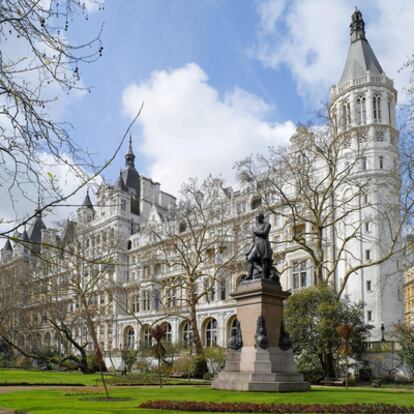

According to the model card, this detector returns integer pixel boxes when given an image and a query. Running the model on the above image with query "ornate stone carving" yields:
[228,319,243,350]
[278,320,292,351]
[255,316,268,350]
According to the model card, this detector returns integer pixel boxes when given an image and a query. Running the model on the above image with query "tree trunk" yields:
[324,351,336,379]
[189,301,203,355]
[81,297,107,371]
[158,356,163,388]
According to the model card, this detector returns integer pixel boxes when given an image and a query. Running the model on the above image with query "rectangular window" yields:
[293,261,307,289]
[363,194,369,204]
[379,156,384,169]
[361,157,367,170]
[132,294,140,313]
[365,249,371,261]
[366,280,372,291]
[367,310,373,321]
[364,222,370,233]
[154,290,160,311]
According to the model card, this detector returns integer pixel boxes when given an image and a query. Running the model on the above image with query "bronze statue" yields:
[228,319,243,350]
[244,213,280,284]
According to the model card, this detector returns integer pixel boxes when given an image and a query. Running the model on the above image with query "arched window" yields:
[204,318,218,347]
[179,222,187,233]
[373,94,381,123]
[126,327,135,349]
[44,332,51,348]
[342,102,351,128]
[251,197,262,210]
[227,316,238,343]
[181,321,193,348]
[356,96,366,125]
[162,322,173,343]
[141,325,151,348]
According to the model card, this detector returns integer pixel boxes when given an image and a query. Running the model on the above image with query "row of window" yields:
[339,94,392,128]
[360,155,385,170]
[124,317,236,349]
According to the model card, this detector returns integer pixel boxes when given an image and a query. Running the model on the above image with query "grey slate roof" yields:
[115,170,129,192]
[116,135,141,201]
[29,212,46,245]
[21,229,30,242]
[82,191,94,210]
[339,9,384,84]
[3,239,13,251]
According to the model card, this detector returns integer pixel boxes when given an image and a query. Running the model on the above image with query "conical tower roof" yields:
[114,170,128,192]
[2,239,13,251]
[29,208,46,245]
[121,135,141,199]
[339,8,384,85]
[82,190,94,210]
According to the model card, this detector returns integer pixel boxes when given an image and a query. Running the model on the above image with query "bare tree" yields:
[237,118,408,297]
[135,176,246,356]
[0,219,120,377]
[0,0,105,238]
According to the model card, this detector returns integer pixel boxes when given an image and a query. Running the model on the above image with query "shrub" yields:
[190,354,208,378]
[204,346,225,374]
[15,356,32,369]
[134,359,152,373]
[172,356,193,378]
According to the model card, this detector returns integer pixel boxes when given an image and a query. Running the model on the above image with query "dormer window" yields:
[121,199,127,212]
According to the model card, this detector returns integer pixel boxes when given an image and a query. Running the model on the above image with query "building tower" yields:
[329,9,402,340]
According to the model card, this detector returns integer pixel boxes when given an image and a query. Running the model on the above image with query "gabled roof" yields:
[115,170,128,192]
[21,229,30,242]
[82,190,94,210]
[29,211,46,245]
[339,9,384,85]
[2,239,13,251]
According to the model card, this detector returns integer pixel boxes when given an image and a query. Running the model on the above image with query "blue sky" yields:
[3,0,413,226]
[61,0,414,198]
[67,0,303,190]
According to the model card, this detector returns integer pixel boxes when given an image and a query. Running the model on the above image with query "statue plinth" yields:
[212,279,310,392]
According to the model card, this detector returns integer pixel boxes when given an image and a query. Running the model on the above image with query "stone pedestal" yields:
[212,279,309,392]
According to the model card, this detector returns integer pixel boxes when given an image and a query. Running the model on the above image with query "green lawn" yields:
[0,386,413,414]
[0,369,103,386]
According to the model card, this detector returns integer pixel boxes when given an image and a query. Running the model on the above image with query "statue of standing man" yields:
[245,212,273,280]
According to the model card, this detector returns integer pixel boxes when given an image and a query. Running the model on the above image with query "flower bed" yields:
[139,400,414,413]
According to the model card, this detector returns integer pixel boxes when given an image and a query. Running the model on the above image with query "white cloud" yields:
[252,0,414,104]
[122,63,295,195]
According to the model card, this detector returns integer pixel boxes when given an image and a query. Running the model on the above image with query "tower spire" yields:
[350,8,366,42]
[125,134,136,168]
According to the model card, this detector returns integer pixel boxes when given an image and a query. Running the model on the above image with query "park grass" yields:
[0,369,208,387]
[0,369,103,386]
[0,386,414,414]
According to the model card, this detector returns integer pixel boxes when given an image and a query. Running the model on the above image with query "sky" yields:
[3,0,414,227]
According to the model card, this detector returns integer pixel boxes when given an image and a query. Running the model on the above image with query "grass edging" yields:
[0,383,85,387]
[139,400,414,413]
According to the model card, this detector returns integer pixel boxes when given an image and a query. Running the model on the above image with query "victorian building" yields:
[0,10,404,366]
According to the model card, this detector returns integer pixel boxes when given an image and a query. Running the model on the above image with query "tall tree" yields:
[237,121,408,296]
[138,176,246,356]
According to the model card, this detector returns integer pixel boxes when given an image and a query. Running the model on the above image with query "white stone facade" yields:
[0,10,404,355]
